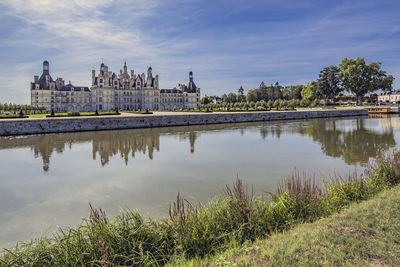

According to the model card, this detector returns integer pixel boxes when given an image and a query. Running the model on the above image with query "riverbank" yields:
[172,183,400,266]
[1,148,399,266]
[0,108,367,136]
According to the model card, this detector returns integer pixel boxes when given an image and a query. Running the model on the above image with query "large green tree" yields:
[301,82,319,101]
[317,65,342,100]
[339,58,394,105]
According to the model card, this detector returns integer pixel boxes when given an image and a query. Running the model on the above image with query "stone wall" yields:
[0,109,367,136]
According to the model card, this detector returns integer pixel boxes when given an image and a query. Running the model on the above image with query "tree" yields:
[273,82,283,100]
[238,86,244,96]
[227,93,237,103]
[237,94,246,102]
[301,82,318,101]
[222,94,228,103]
[340,58,394,105]
[246,89,259,102]
[201,96,211,105]
[317,65,342,100]
[267,100,273,109]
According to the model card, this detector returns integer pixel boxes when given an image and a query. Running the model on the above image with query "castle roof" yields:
[160,89,181,94]
[60,84,90,92]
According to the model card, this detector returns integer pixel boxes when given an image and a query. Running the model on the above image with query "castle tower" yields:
[189,71,193,82]
[43,60,50,74]
[92,70,96,85]
[123,61,128,74]
[147,67,153,87]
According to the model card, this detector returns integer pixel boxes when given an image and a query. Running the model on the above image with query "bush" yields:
[67,111,81,116]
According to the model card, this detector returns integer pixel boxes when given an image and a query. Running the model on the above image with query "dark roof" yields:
[185,80,197,93]
[36,72,54,89]
[160,89,181,94]
[60,85,90,92]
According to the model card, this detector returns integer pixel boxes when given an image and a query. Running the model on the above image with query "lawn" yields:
[173,184,400,266]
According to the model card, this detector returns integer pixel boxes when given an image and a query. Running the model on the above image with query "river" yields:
[0,115,398,248]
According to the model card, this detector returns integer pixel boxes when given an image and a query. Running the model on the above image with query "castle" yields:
[31,61,200,112]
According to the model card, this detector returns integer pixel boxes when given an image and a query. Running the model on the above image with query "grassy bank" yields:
[175,182,400,266]
[1,149,399,266]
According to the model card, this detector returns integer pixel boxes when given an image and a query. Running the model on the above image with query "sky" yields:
[0,0,399,103]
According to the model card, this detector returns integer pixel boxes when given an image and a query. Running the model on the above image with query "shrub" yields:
[67,111,80,116]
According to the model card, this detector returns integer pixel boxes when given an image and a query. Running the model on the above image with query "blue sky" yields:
[0,0,399,103]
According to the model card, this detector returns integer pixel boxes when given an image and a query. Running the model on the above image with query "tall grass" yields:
[1,148,400,266]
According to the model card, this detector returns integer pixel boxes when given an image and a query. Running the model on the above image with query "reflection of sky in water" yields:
[0,115,399,248]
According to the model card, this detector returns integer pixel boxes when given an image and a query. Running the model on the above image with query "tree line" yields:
[201,57,394,107]
[0,103,46,113]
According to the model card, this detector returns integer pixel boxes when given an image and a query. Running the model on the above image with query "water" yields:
[0,115,399,248]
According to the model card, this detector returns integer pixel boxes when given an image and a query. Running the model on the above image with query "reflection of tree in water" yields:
[259,118,396,165]
[259,125,282,139]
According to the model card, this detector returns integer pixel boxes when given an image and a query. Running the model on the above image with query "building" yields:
[378,91,400,104]
[31,61,201,112]
[31,61,91,112]
[91,62,200,111]
[212,97,223,104]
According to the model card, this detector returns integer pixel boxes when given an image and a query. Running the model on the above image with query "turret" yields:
[154,75,159,89]
[43,60,50,75]
[123,61,128,73]
[92,70,95,85]
[189,71,193,82]
[187,71,197,92]
[147,67,153,87]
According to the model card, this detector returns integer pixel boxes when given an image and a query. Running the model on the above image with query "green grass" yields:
[175,183,400,266]
[45,111,120,117]
[1,149,399,266]
[28,113,49,118]
[0,114,28,119]
[123,110,154,114]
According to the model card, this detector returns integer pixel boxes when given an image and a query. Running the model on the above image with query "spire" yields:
[123,61,127,73]
[189,71,193,82]
[43,60,49,74]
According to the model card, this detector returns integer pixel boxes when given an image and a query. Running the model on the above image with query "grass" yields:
[45,111,120,117]
[1,148,400,266]
[123,110,154,114]
[0,114,28,119]
[176,183,400,266]
[28,113,49,118]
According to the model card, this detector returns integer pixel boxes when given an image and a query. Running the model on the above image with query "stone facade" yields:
[31,61,91,112]
[378,91,400,104]
[31,61,201,112]
[91,62,200,111]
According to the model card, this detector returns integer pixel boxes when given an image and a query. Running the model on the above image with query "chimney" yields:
[34,75,39,83]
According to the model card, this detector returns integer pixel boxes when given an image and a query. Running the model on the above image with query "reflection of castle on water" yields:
[91,131,161,166]
[0,127,199,171]
[0,116,397,171]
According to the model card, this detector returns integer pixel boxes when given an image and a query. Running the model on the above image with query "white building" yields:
[31,61,91,112]
[91,62,200,111]
[31,61,201,112]
[378,91,400,104]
